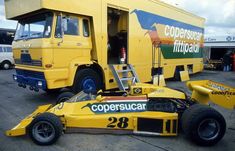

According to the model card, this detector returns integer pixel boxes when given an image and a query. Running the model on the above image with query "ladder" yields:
[109,64,140,91]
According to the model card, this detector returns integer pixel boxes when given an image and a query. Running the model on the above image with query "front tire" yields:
[72,68,102,93]
[181,104,226,146]
[28,113,63,145]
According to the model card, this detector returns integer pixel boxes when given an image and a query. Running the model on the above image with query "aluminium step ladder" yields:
[109,64,140,91]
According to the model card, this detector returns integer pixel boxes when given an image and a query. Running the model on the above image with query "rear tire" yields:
[28,113,63,145]
[181,104,226,146]
[72,68,102,93]
[56,91,75,104]
[1,61,11,70]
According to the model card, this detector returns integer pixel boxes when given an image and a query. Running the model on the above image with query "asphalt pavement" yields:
[0,69,234,151]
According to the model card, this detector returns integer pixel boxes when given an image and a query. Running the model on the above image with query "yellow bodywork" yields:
[187,80,235,109]
[6,80,234,138]
[6,104,52,136]
[6,82,184,137]
[5,0,205,90]
[130,83,186,99]
[180,71,190,82]
[6,100,178,137]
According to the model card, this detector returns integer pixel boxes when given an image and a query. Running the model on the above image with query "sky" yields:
[0,0,235,37]
[163,0,235,36]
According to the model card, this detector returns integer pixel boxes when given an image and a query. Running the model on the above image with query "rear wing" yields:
[187,80,235,109]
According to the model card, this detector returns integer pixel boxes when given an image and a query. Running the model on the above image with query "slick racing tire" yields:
[28,113,63,145]
[181,104,226,146]
[56,91,75,104]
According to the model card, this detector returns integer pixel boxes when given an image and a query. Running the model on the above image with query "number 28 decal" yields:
[107,117,129,128]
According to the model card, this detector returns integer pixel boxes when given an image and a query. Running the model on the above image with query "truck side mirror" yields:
[57,13,64,46]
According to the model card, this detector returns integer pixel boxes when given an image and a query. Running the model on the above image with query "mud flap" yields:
[6,104,52,136]
[187,80,235,109]
[180,71,190,82]
[153,75,166,86]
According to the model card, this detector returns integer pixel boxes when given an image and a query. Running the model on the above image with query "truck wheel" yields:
[56,91,75,104]
[181,104,226,146]
[1,61,11,70]
[28,113,63,145]
[72,68,102,93]
[45,88,61,94]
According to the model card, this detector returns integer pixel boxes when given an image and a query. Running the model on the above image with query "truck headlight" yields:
[37,81,43,87]
[13,75,17,81]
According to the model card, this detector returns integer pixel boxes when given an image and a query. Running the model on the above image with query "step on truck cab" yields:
[5,0,205,93]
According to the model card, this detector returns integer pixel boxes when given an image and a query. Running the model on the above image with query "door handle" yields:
[77,43,82,46]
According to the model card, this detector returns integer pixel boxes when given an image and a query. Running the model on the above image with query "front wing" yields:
[6,104,52,136]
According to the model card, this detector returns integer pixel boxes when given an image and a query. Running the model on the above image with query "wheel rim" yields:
[3,63,10,69]
[81,77,96,92]
[198,118,220,141]
[32,121,55,143]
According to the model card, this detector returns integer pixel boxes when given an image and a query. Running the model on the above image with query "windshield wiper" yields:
[31,32,42,36]
[20,35,28,38]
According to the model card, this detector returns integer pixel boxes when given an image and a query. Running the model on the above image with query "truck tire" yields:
[56,91,75,104]
[45,88,61,94]
[181,104,226,146]
[28,112,63,145]
[1,60,11,70]
[72,68,102,93]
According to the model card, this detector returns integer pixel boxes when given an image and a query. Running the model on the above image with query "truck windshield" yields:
[14,12,53,40]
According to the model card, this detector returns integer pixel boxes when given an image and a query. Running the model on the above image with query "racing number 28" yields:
[107,117,129,128]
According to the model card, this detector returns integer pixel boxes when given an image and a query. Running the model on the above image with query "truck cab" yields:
[12,10,94,92]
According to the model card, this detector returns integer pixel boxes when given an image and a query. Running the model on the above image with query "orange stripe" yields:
[105,96,147,101]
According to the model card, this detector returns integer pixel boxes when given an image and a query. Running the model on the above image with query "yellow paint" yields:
[153,75,166,86]
[6,104,52,136]
[187,80,235,109]
[6,82,185,137]
[7,80,233,139]
[5,0,205,90]
[180,71,190,81]
[6,99,178,137]
[130,83,185,99]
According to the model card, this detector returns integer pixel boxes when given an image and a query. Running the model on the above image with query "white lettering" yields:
[90,103,147,113]
[165,25,170,37]
[91,105,97,112]
[164,25,202,42]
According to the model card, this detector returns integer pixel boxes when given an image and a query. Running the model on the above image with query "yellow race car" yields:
[6,81,235,146]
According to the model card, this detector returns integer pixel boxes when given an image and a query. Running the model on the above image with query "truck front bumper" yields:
[13,69,47,91]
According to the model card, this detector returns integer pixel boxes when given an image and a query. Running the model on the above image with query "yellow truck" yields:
[5,0,205,92]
